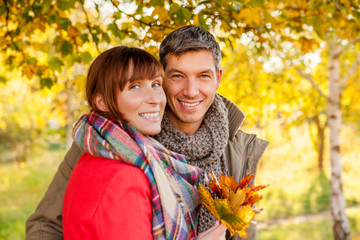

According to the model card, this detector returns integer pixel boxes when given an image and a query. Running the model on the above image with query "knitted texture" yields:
[154,93,230,233]
[72,111,202,240]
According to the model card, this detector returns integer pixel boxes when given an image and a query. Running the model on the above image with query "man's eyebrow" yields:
[167,68,183,73]
[199,69,215,74]
[167,68,215,74]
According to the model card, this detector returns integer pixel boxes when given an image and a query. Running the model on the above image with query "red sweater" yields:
[63,152,153,240]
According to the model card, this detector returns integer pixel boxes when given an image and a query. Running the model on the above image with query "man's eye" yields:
[172,74,182,78]
[200,74,211,78]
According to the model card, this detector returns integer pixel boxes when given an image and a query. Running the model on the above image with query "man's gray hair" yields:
[159,25,221,72]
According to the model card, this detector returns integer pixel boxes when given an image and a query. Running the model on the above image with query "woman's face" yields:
[117,76,166,135]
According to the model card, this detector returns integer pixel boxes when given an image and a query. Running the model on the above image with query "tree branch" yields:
[4,0,9,29]
[110,0,175,30]
[348,37,360,46]
[296,68,325,97]
[340,55,360,92]
[3,0,12,39]
[339,37,360,55]
[2,0,26,53]
[80,1,100,53]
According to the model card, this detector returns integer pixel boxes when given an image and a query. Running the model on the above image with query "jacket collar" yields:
[218,94,245,140]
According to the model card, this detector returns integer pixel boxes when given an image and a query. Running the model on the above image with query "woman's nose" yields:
[146,89,162,104]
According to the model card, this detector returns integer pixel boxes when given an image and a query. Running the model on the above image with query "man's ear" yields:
[94,94,108,112]
[216,68,222,89]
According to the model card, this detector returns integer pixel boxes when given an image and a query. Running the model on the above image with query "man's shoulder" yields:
[232,129,269,148]
[217,94,245,139]
[225,129,269,183]
[63,142,85,167]
[218,94,245,120]
[218,94,269,146]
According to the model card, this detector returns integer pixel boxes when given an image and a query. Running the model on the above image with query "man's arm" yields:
[25,142,84,240]
[225,131,269,240]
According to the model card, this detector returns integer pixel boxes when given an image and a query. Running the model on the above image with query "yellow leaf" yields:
[214,199,252,237]
[221,218,248,237]
[22,64,35,79]
[58,10,67,18]
[238,7,262,26]
[75,36,83,45]
[153,6,169,22]
[198,184,221,220]
[121,22,131,31]
[193,14,199,25]
[113,0,120,6]
[229,189,246,211]
[67,27,78,38]
[300,37,319,53]
[74,22,85,31]
[134,20,141,28]
[164,27,174,35]
[235,205,255,224]
[199,172,267,237]
[0,119,6,130]
[73,75,86,92]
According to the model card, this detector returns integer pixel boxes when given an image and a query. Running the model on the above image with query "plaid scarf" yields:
[73,111,202,240]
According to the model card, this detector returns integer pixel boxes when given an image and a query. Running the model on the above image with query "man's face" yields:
[163,50,222,135]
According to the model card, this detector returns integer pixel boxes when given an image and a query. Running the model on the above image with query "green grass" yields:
[0,145,65,240]
[258,208,360,240]
[259,217,333,240]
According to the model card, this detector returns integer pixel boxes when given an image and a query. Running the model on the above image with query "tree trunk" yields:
[328,40,351,240]
[314,115,325,170]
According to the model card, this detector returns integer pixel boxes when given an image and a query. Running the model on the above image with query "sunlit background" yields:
[1,0,360,239]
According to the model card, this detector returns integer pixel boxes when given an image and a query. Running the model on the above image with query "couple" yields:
[26,25,268,240]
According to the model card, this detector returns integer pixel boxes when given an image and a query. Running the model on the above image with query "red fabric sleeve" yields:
[63,153,153,240]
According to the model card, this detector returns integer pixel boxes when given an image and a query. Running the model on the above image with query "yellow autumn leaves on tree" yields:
[199,172,267,237]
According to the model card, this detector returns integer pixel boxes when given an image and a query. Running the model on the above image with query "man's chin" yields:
[177,113,204,124]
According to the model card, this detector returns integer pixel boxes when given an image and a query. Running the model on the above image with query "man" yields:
[26,25,268,240]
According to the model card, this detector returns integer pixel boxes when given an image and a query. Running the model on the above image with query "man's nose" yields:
[183,78,199,98]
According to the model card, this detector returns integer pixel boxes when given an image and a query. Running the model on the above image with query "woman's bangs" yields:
[129,55,163,82]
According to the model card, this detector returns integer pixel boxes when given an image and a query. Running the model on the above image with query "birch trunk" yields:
[313,114,325,170]
[328,40,351,240]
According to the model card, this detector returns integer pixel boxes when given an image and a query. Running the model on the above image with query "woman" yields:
[62,46,226,240]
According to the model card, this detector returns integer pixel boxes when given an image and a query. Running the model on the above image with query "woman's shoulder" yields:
[66,152,151,214]
[68,153,151,201]
[64,153,152,239]
[77,153,147,180]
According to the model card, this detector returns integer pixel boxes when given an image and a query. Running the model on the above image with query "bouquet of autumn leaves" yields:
[198,172,267,238]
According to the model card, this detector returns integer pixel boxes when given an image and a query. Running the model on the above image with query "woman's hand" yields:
[196,221,227,240]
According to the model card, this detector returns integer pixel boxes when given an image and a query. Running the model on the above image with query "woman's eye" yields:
[152,82,162,88]
[129,84,140,90]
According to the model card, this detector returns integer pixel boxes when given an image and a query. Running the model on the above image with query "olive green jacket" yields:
[25,95,268,240]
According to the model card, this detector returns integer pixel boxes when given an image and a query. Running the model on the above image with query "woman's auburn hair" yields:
[86,46,164,121]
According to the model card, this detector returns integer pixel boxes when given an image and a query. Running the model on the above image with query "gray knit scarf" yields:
[154,93,230,233]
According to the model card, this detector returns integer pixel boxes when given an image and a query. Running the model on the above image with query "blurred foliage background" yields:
[1,0,360,239]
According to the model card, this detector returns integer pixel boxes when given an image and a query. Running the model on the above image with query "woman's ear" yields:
[94,94,108,112]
